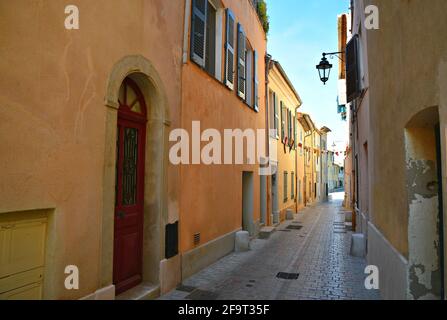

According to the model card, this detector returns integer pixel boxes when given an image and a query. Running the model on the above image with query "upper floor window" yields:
[191,0,223,80]
[191,1,259,110]
[281,102,286,141]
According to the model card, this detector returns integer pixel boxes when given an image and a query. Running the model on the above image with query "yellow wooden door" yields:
[0,217,46,300]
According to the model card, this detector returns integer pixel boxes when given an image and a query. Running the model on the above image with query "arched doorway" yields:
[405,106,445,299]
[113,78,147,295]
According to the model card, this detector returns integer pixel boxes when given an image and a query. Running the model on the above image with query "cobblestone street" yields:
[160,192,381,300]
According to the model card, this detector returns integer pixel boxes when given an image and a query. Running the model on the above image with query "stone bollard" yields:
[350,233,366,257]
[235,231,250,252]
[286,209,294,220]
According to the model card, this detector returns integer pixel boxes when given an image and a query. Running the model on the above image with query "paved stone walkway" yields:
[160,192,381,300]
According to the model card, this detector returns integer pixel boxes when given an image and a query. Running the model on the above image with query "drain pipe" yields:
[265,54,273,225]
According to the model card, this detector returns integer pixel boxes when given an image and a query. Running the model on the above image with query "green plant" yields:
[256,0,270,34]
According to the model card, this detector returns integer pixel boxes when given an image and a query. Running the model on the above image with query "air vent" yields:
[193,233,201,246]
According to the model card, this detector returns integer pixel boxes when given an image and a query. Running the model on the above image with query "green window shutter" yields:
[237,23,246,99]
[294,116,297,149]
[190,0,208,67]
[280,102,285,141]
[225,9,236,90]
[274,93,279,137]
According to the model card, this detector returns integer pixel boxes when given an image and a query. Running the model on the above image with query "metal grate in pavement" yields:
[185,289,219,300]
[176,284,197,293]
[287,225,303,230]
[276,272,300,280]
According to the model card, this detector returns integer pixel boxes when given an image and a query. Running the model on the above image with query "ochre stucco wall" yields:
[179,0,267,252]
[366,0,447,258]
[0,0,184,299]
[268,65,301,219]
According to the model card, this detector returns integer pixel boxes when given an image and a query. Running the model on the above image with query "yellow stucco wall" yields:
[268,64,301,220]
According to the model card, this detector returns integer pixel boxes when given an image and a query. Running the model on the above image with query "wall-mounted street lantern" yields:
[316,52,344,85]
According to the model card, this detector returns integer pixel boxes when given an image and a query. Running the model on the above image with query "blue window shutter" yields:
[253,50,259,111]
[225,9,235,90]
[237,23,246,99]
[191,0,207,67]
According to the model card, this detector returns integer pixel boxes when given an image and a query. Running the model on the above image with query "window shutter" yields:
[281,102,285,141]
[274,93,279,137]
[190,0,208,67]
[253,50,259,111]
[273,92,277,133]
[288,110,292,141]
[294,116,297,149]
[225,9,235,90]
[346,34,360,102]
[237,24,246,99]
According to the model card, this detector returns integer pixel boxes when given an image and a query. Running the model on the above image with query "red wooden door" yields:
[113,78,147,295]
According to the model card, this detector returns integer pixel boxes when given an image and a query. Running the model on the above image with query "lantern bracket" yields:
[322,51,345,62]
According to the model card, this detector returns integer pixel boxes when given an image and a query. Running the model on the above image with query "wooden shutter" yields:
[253,50,259,111]
[281,102,286,141]
[225,9,235,90]
[287,110,293,143]
[272,92,277,133]
[237,24,246,99]
[294,116,297,149]
[190,0,208,67]
[274,93,279,137]
[346,34,360,102]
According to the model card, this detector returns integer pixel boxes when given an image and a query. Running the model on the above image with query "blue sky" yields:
[266,0,350,154]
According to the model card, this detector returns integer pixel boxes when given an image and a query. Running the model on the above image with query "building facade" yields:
[267,60,302,224]
[342,0,447,300]
[320,127,331,202]
[180,0,267,280]
[0,0,268,300]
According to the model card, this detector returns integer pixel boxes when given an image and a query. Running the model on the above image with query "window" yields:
[245,41,258,111]
[246,43,254,107]
[205,4,216,76]
[291,172,295,200]
[253,50,259,112]
[281,102,286,142]
[191,0,223,80]
[224,9,236,90]
[293,116,297,149]
[284,171,288,202]
[298,180,302,203]
[237,23,246,99]
[287,110,292,144]
[190,0,207,67]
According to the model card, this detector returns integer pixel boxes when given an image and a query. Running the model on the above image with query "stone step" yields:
[258,226,276,239]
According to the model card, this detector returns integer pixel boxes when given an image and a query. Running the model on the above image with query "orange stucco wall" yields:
[179,0,267,252]
[0,0,184,299]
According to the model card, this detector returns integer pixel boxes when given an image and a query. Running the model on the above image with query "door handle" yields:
[117,211,126,219]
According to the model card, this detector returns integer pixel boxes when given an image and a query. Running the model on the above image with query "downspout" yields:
[265,54,273,225]
[182,0,192,64]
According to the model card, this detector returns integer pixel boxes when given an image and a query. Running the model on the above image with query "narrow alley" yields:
[161,192,380,300]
